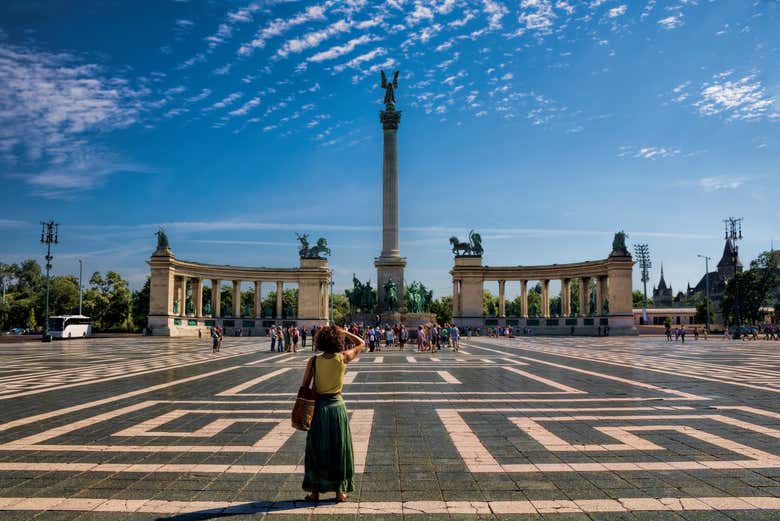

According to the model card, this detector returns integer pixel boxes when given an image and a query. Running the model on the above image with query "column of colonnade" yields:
[470,276,614,320]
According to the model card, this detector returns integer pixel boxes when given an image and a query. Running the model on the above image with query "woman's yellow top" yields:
[314,354,345,394]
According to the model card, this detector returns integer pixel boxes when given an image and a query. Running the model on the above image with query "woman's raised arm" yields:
[341,329,366,364]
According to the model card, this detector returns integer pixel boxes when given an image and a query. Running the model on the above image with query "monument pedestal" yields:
[375,256,406,313]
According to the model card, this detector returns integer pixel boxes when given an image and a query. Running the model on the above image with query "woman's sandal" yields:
[335,493,348,503]
[304,494,319,503]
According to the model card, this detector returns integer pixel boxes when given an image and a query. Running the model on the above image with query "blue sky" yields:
[0,0,778,300]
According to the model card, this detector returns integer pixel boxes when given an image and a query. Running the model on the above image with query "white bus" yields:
[47,315,92,339]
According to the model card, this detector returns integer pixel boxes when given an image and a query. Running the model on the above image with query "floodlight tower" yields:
[723,217,743,332]
[633,244,651,325]
[40,221,59,342]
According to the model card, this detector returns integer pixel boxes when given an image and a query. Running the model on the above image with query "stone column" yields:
[594,276,603,316]
[180,277,188,316]
[254,281,262,318]
[520,280,528,317]
[599,276,609,315]
[323,279,330,321]
[232,280,241,318]
[452,280,460,317]
[561,279,570,318]
[579,277,588,316]
[211,279,221,317]
[193,278,203,317]
[375,107,406,311]
[542,280,550,318]
[380,109,401,258]
[276,281,284,319]
[498,280,506,317]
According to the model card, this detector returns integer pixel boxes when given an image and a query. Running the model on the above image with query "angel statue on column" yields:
[380,70,399,110]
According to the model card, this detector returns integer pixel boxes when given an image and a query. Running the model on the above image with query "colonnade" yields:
[450,249,635,334]
[148,247,331,336]
[171,277,309,319]
[452,276,609,319]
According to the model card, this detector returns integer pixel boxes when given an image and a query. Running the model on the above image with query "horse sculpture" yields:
[449,230,483,256]
[296,234,331,258]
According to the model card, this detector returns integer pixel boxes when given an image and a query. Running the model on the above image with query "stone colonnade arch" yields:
[147,245,330,337]
[451,246,635,335]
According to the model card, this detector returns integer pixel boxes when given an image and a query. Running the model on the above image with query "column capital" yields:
[380,109,401,130]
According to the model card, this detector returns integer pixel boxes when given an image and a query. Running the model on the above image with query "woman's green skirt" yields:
[303,395,354,493]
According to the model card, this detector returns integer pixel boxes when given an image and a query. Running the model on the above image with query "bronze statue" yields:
[155,229,169,250]
[381,70,399,110]
[384,278,398,311]
[405,281,432,314]
[297,234,331,259]
[611,230,629,256]
[347,274,376,313]
[449,230,483,256]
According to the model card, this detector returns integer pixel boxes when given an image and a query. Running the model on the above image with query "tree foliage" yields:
[721,251,780,326]
[83,271,131,330]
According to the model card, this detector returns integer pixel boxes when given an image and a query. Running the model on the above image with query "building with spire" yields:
[652,265,674,307]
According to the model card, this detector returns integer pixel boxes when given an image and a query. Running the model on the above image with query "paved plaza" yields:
[0,336,779,520]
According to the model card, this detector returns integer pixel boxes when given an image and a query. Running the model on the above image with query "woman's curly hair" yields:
[315,326,345,353]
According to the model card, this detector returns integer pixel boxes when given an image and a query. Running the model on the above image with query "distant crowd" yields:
[664,323,780,342]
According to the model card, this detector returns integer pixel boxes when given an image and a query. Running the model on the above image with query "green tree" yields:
[261,289,298,318]
[483,290,498,316]
[40,275,79,317]
[430,296,453,325]
[694,297,714,325]
[83,271,131,330]
[722,251,779,326]
[549,296,561,317]
[331,293,349,324]
[131,277,151,331]
[528,283,542,316]
[220,284,233,316]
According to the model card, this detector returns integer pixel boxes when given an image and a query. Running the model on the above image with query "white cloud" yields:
[308,34,376,63]
[483,0,508,30]
[185,88,212,103]
[516,0,556,36]
[238,5,327,56]
[658,13,683,30]
[334,48,386,72]
[228,97,261,117]
[276,19,352,59]
[694,73,776,121]
[207,92,243,111]
[696,176,748,191]
[618,146,682,159]
[0,44,148,193]
[608,5,627,18]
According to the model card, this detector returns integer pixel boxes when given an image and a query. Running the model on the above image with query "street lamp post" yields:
[633,244,651,325]
[697,254,711,334]
[78,259,83,316]
[40,221,59,342]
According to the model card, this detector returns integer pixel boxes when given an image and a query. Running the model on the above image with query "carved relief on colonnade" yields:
[450,231,636,336]
[147,231,331,337]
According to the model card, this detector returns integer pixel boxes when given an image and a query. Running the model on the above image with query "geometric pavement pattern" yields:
[0,336,778,520]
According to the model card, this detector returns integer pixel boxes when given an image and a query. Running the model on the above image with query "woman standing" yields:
[301,326,365,503]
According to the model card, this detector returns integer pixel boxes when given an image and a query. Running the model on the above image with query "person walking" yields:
[385,326,394,350]
[292,327,299,353]
[452,324,460,352]
[211,327,218,353]
[301,326,365,504]
[416,326,424,352]
[271,326,278,352]
[301,328,307,349]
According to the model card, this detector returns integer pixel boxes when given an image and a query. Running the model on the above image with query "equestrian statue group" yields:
[296,233,331,259]
[449,230,483,257]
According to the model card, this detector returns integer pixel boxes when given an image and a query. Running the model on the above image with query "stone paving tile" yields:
[1,337,780,519]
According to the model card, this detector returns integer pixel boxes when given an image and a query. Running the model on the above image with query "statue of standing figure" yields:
[384,278,398,311]
[381,70,399,110]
